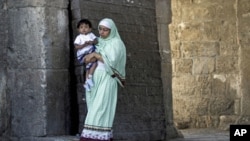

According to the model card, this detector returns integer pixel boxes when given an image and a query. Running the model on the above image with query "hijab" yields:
[96,18,126,87]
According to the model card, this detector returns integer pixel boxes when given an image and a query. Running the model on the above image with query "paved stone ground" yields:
[53,128,230,141]
[1,128,229,141]
[49,128,230,141]
[169,128,230,141]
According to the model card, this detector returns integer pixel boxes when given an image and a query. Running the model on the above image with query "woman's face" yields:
[98,25,110,39]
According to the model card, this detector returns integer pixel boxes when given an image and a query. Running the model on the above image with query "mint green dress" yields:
[80,18,126,141]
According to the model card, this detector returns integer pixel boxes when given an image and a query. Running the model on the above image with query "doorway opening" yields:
[67,2,79,135]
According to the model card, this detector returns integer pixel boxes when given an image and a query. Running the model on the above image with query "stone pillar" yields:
[155,0,182,139]
[0,1,10,140]
[7,0,69,138]
[238,1,250,117]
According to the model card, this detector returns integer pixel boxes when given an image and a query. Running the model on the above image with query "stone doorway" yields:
[1,0,181,140]
[70,0,179,140]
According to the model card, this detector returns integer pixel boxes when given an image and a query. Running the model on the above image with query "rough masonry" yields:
[170,0,250,129]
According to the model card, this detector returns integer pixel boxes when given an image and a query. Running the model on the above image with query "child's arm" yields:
[74,43,88,50]
[84,52,103,63]
[92,38,98,45]
[85,38,98,46]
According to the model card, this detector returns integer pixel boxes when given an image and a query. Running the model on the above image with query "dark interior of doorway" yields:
[68,2,79,135]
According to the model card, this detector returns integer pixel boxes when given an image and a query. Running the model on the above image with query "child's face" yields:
[78,23,91,35]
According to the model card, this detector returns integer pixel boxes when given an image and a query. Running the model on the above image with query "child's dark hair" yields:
[77,19,92,28]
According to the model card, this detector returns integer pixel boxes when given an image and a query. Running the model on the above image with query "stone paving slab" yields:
[169,128,230,141]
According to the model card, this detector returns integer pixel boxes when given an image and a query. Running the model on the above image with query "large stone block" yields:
[240,47,250,116]
[173,59,192,74]
[7,0,70,137]
[45,69,69,135]
[8,7,69,69]
[7,0,68,8]
[216,56,238,73]
[0,0,9,137]
[193,57,215,74]
[7,69,69,136]
[0,69,9,136]
[7,69,47,136]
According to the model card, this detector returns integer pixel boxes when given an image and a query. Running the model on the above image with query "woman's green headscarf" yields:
[96,18,126,87]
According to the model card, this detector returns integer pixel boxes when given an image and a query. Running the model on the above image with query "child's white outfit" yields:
[74,32,97,92]
[74,32,97,62]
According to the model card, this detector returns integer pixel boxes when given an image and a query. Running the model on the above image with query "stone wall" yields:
[5,0,70,139]
[0,0,9,140]
[170,0,250,129]
[238,0,250,118]
[156,0,180,139]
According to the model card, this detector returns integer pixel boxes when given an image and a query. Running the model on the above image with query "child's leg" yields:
[85,69,90,80]
[83,70,91,91]
[85,62,97,87]
[88,62,97,76]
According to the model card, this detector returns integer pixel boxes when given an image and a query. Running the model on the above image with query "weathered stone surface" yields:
[0,69,9,137]
[6,0,69,138]
[7,69,47,136]
[7,0,68,8]
[193,58,215,74]
[173,59,192,74]
[216,56,238,73]
[8,7,69,69]
[156,0,181,139]
[170,0,250,129]
[7,69,68,136]
[0,0,9,137]
[238,0,250,116]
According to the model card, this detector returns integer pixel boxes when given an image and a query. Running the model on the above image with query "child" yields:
[74,19,98,91]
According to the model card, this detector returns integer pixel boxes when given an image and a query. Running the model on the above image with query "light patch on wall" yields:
[3,2,7,10]
[126,0,134,4]
[163,50,170,54]
[242,12,250,18]
[40,70,47,89]
[178,22,186,30]
[213,74,226,82]
[57,10,67,34]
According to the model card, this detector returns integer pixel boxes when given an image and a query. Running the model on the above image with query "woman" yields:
[80,18,126,141]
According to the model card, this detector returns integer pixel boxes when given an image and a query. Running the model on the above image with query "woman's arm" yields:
[75,38,97,50]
